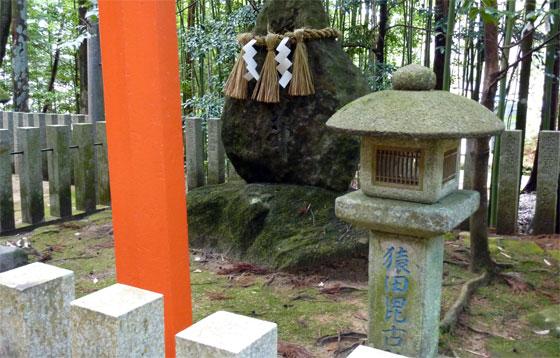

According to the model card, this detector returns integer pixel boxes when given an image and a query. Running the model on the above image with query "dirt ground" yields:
[1,210,559,358]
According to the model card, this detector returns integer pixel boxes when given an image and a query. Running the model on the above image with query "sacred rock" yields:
[221,0,370,192]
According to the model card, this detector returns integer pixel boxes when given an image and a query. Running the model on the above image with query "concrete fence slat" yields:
[186,117,205,189]
[207,117,225,185]
[0,262,74,357]
[0,130,15,232]
[37,113,49,180]
[496,130,522,235]
[1,112,14,173]
[47,125,72,218]
[72,123,97,213]
[534,131,560,234]
[13,112,24,175]
[45,113,58,125]
[96,121,110,206]
[17,127,44,224]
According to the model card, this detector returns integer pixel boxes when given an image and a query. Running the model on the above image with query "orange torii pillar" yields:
[97,1,192,356]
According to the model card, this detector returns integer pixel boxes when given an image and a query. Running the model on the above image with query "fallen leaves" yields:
[278,341,314,358]
[218,262,268,275]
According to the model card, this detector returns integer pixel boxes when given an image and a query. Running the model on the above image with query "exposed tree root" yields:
[440,271,491,332]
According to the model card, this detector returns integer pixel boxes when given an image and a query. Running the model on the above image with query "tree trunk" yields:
[11,0,28,112]
[41,46,60,113]
[470,0,499,273]
[87,20,105,122]
[523,0,559,193]
[0,0,11,68]
[442,0,456,91]
[489,0,516,226]
[375,0,388,64]
[433,0,448,89]
[78,0,88,114]
[515,0,536,170]
[423,0,433,67]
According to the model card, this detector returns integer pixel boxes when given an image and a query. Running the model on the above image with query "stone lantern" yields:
[326,64,504,357]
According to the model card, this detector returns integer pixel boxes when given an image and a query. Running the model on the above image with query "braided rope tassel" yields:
[224,34,253,100]
[289,29,315,96]
[252,33,281,103]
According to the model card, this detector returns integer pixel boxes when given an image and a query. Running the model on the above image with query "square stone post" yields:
[176,311,277,357]
[0,246,28,273]
[348,345,406,357]
[71,283,164,357]
[72,123,97,213]
[335,190,479,357]
[534,131,560,234]
[47,125,72,218]
[96,121,111,206]
[0,129,15,232]
[0,262,74,357]
[207,117,225,185]
[17,127,44,224]
[496,130,522,235]
[186,117,205,189]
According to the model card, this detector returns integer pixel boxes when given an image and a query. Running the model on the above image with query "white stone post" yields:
[348,345,407,357]
[0,262,74,357]
[70,283,164,357]
[176,311,277,357]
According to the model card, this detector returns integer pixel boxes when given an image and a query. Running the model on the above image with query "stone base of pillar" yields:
[70,283,164,357]
[0,262,74,357]
[369,232,444,357]
[176,310,277,357]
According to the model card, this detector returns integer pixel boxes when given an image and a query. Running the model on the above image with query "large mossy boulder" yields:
[187,183,368,269]
[221,0,370,192]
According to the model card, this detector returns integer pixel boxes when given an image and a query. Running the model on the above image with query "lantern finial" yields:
[392,64,436,91]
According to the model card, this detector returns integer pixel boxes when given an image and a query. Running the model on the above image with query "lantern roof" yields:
[326,64,505,139]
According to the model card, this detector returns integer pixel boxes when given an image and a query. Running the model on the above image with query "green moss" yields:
[487,336,559,358]
[187,183,368,270]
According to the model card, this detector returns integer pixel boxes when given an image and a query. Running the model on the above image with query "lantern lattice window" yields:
[373,147,423,188]
[442,148,458,184]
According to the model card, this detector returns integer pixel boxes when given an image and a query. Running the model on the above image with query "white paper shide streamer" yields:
[242,39,260,81]
[275,37,292,88]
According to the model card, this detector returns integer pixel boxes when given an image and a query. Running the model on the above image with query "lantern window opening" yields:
[442,148,458,184]
[372,146,424,189]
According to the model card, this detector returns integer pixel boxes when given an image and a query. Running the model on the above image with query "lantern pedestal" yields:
[335,190,479,357]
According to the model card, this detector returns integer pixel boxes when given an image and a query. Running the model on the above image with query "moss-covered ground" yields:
[1,210,558,357]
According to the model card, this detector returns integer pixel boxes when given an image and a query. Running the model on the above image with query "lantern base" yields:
[368,231,443,358]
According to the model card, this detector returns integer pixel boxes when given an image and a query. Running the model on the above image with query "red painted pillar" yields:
[97,1,192,356]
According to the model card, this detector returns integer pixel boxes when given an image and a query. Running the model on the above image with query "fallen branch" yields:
[440,271,490,332]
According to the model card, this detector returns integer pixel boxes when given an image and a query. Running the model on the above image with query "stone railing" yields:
[0,113,243,234]
[0,111,110,234]
[0,261,396,357]
[184,117,242,190]
[495,130,559,235]
[0,262,280,357]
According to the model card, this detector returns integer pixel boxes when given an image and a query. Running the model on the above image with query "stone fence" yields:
[0,261,392,357]
[496,130,560,235]
[0,112,241,234]
[0,111,110,234]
